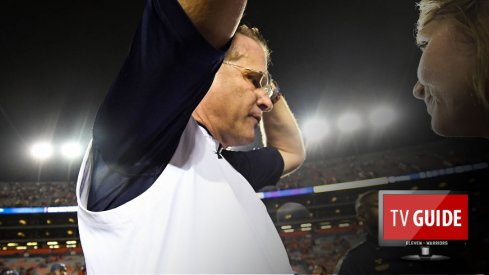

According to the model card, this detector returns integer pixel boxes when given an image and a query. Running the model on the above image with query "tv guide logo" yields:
[380,191,468,241]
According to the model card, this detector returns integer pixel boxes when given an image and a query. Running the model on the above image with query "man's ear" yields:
[356,211,366,223]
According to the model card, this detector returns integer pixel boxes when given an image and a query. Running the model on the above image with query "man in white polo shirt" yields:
[76,0,305,273]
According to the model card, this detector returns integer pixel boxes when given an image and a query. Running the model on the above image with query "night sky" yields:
[0,0,457,181]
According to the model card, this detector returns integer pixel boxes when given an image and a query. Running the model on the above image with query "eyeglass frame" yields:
[222,62,280,102]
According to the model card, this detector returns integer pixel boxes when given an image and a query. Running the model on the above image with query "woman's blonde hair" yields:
[417,0,489,109]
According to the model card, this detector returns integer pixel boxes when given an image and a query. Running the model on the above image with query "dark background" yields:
[0,0,483,181]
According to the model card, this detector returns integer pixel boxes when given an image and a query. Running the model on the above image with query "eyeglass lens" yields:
[224,62,275,98]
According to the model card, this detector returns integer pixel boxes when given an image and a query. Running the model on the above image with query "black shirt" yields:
[86,0,283,211]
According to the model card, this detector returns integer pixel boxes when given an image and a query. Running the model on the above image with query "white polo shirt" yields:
[77,119,293,274]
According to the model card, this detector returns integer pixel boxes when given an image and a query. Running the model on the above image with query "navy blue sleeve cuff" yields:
[222,147,285,191]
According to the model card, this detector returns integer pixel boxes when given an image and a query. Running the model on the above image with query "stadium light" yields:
[30,142,53,161]
[61,142,82,159]
[369,106,396,128]
[337,112,362,132]
[302,117,330,144]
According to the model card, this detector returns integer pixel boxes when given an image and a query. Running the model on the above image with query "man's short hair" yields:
[225,25,271,65]
[355,190,377,215]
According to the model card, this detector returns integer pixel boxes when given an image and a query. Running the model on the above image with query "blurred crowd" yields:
[286,233,362,274]
[1,139,487,208]
[276,139,488,190]
[0,181,75,208]
[0,232,362,275]
[1,255,84,275]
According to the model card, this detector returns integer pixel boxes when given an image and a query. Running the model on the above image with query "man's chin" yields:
[229,133,256,147]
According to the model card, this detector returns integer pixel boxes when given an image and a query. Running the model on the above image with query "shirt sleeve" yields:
[221,147,285,192]
[88,0,228,211]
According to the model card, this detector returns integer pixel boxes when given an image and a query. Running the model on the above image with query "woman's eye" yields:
[417,41,428,51]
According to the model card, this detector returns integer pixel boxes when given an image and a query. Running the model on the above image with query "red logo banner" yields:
[383,194,468,240]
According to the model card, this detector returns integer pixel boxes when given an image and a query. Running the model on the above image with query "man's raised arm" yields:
[178,0,247,49]
[262,96,306,176]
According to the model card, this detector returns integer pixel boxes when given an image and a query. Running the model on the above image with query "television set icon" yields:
[378,190,469,261]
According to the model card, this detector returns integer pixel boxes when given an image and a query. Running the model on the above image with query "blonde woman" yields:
[413,0,489,137]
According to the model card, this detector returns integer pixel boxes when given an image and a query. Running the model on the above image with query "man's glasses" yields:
[223,62,279,102]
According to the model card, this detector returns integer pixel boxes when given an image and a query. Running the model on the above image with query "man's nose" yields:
[256,89,273,112]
